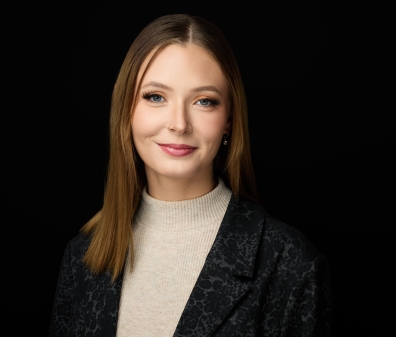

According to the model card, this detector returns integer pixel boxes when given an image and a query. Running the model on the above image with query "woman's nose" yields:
[167,103,191,134]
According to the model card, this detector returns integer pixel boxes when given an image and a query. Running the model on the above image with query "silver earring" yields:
[223,133,229,145]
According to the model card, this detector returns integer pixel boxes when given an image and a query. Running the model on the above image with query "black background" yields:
[3,2,394,336]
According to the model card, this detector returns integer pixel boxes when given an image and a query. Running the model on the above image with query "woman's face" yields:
[132,43,230,183]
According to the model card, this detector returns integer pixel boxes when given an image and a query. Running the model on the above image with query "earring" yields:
[222,133,229,145]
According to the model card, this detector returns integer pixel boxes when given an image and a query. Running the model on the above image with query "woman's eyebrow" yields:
[191,86,222,96]
[141,82,222,96]
[141,81,173,91]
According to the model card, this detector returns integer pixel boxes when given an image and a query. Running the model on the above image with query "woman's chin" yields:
[146,166,211,182]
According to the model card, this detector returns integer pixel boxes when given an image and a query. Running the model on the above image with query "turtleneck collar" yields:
[134,178,232,232]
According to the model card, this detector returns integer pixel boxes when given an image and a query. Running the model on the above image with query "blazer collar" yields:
[207,195,266,277]
[173,196,266,336]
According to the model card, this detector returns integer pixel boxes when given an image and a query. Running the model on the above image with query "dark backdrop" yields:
[3,2,394,336]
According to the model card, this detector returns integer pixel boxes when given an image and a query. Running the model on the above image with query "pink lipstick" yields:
[157,143,197,157]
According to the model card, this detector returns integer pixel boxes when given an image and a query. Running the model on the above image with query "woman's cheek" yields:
[132,108,162,138]
[201,114,228,139]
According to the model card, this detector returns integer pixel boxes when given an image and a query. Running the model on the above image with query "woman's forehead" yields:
[137,43,228,92]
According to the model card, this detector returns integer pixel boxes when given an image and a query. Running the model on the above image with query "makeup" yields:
[157,143,197,157]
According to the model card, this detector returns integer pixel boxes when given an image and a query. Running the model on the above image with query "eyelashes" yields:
[142,92,165,103]
[196,98,220,107]
[141,92,220,107]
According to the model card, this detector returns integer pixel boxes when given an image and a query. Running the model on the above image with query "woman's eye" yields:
[196,98,219,107]
[150,94,164,102]
[142,93,165,103]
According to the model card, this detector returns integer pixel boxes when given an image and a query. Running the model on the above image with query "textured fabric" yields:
[117,180,232,336]
[49,196,332,336]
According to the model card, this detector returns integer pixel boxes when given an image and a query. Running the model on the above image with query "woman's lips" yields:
[157,143,197,157]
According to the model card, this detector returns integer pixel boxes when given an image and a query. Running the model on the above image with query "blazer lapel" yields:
[77,263,123,337]
[173,196,266,336]
[97,272,123,336]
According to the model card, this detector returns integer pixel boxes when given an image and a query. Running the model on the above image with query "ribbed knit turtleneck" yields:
[116,179,232,337]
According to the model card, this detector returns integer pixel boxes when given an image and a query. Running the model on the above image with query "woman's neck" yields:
[145,170,217,201]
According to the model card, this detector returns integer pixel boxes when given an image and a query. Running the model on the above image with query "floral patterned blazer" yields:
[49,196,332,336]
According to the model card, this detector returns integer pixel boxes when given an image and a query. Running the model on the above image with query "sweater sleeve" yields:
[48,241,74,337]
[280,254,333,337]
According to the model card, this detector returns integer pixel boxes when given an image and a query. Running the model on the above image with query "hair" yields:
[81,13,259,281]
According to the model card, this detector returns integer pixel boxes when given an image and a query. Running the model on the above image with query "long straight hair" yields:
[81,14,259,281]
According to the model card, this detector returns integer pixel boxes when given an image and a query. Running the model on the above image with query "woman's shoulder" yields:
[227,198,323,263]
[62,231,92,259]
[237,198,325,264]
[260,212,329,281]
[264,213,322,256]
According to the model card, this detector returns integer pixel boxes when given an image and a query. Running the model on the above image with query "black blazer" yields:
[49,196,332,336]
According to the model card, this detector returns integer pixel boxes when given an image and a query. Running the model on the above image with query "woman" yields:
[49,14,332,336]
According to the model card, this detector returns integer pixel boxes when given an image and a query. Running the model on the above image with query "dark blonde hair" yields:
[81,14,259,280]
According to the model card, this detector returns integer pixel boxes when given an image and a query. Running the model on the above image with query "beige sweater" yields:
[116,179,232,337]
